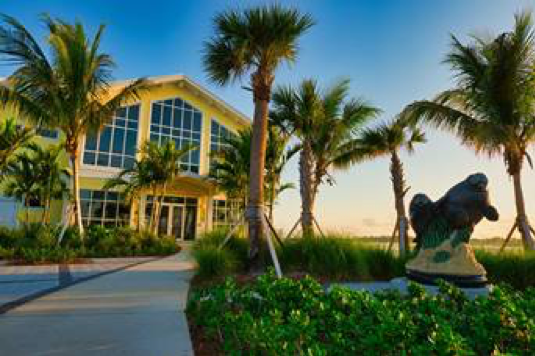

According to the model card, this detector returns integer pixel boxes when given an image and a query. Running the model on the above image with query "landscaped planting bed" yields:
[0,224,179,264]
[187,272,535,355]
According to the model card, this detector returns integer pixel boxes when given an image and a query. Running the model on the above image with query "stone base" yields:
[391,278,492,299]
[406,269,488,288]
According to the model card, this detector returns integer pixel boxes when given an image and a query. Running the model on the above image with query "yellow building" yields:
[0,74,250,240]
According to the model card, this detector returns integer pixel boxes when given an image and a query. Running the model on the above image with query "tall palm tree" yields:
[272,79,380,236]
[3,151,40,224]
[104,159,156,231]
[29,144,70,224]
[140,141,195,235]
[0,14,147,235]
[350,119,426,256]
[0,117,33,174]
[203,5,314,261]
[401,11,535,250]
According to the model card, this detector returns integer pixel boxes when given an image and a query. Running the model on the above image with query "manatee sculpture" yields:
[406,173,499,287]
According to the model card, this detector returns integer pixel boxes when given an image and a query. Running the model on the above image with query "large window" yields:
[149,98,202,174]
[80,189,130,227]
[83,104,140,169]
[212,199,242,229]
[210,119,234,172]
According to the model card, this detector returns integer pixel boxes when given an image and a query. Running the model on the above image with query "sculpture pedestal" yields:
[406,270,487,288]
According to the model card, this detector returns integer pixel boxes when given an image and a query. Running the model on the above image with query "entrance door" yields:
[158,205,170,236]
[171,205,184,240]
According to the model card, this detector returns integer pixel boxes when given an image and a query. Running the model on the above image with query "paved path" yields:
[0,257,154,310]
[0,251,195,356]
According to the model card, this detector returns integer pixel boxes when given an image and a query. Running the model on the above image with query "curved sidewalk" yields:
[0,251,195,356]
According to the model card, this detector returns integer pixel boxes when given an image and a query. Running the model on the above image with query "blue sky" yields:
[1,0,534,237]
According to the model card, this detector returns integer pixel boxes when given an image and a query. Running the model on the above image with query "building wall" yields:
[0,76,250,232]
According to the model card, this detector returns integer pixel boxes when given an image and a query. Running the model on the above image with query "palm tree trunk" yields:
[247,94,270,262]
[148,187,158,233]
[512,170,535,250]
[153,184,167,235]
[300,141,315,237]
[268,176,277,224]
[69,145,85,236]
[391,151,409,256]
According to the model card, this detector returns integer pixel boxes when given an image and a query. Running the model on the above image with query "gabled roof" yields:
[112,74,251,127]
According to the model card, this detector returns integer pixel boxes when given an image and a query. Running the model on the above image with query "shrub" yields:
[187,272,535,355]
[0,224,179,263]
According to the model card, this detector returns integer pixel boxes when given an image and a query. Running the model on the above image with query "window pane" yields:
[93,191,105,200]
[115,118,126,127]
[83,152,96,165]
[163,106,172,126]
[91,201,104,218]
[97,153,109,166]
[124,157,135,169]
[125,130,137,156]
[173,98,183,107]
[193,112,202,131]
[173,108,182,128]
[151,104,161,124]
[105,202,118,219]
[128,105,139,121]
[99,127,112,152]
[80,190,92,200]
[110,155,122,168]
[116,107,127,118]
[85,131,98,151]
[112,128,125,154]
[164,99,173,106]
[183,111,192,130]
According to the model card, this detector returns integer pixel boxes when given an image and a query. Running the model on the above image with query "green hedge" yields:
[0,224,179,263]
[187,272,535,355]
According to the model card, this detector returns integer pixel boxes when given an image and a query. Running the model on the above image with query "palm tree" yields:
[0,117,33,174]
[104,159,154,231]
[401,11,535,250]
[210,129,252,210]
[272,79,380,236]
[264,125,298,222]
[3,152,40,224]
[0,14,147,235]
[203,5,314,261]
[29,144,70,224]
[351,119,426,256]
[210,127,296,224]
[140,141,196,235]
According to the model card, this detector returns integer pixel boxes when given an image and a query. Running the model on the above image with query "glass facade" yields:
[212,199,242,229]
[83,104,140,169]
[210,119,234,172]
[149,98,202,174]
[80,189,130,227]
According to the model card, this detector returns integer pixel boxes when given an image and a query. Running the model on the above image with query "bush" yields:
[187,272,535,355]
[0,224,180,263]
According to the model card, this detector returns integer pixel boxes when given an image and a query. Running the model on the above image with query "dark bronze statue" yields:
[406,173,499,287]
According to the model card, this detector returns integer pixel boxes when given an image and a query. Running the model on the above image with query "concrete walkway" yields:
[0,251,195,356]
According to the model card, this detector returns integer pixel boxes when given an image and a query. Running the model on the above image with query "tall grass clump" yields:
[476,250,535,290]
[279,235,405,281]
[192,229,250,279]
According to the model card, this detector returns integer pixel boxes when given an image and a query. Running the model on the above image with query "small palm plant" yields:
[271,79,380,236]
[0,14,147,234]
[3,152,40,224]
[104,159,155,231]
[0,117,33,174]
[401,11,535,250]
[29,144,70,224]
[210,127,296,225]
[203,5,314,260]
[351,119,426,256]
[140,141,196,235]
